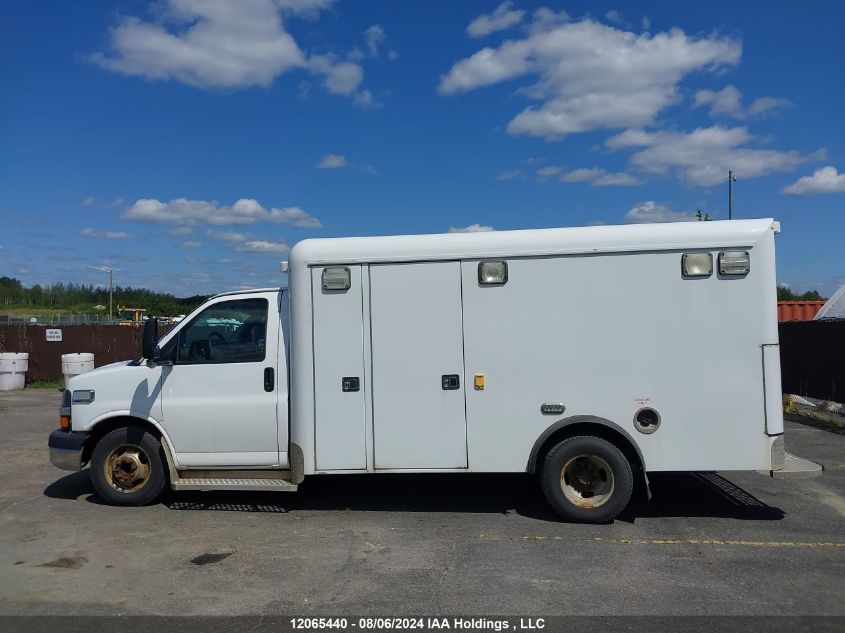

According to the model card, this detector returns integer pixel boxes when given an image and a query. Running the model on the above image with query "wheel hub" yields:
[105,445,151,493]
[560,454,615,508]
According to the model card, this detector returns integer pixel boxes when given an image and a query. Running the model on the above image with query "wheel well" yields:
[529,420,645,477]
[81,417,163,466]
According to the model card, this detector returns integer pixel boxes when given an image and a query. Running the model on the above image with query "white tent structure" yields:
[815,284,845,319]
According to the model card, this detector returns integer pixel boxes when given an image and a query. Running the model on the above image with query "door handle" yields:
[441,374,460,390]
[264,367,274,392]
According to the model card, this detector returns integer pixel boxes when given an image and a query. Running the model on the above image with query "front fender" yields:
[85,412,181,472]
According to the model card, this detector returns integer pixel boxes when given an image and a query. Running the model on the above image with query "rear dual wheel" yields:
[540,435,633,523]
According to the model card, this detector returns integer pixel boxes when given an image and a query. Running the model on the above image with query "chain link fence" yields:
[0,314,117,325]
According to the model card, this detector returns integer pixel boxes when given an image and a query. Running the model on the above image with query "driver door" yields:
[160,293,280,467]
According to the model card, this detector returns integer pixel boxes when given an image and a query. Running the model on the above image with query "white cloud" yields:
[534,165,638,185]
[235,239,290,254]
[316,153,378,172]
[206,229,289,255]
[607,125,807,187]
[537,165,562,178]
[352,89,381,109]
[207,230,249,243]
[81,227,131,239]
[364,25,385,57]
[180,240,202,249]
[82,196,96,207]
[694,85,792,119]
[467,2,525,38]
[92,0,305,88]
[448,224,495,233]
[168,225,194,236]
[623,201,698,224]
[783,166,845,195]
[605,10,625,26]
[92,0,369,104]
[496,169,522,180]
[274,0,335,18]
[123,198,322,228]
[317,154,347,168]
[748,96,793,117]
[561,168,640,186]
[308,54,363,95]
[306,53,376,106]
[440,15,741,140]
[694,85,743,118]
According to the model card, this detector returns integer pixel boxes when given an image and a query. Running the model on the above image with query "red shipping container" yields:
[777,301,826,322]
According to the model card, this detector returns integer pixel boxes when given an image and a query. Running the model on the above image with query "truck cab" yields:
[49,288,294,504]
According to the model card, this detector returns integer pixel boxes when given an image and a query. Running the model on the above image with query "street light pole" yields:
[88,265,113,321]
[728,170,732,220]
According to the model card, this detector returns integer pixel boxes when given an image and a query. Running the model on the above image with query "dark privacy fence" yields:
[0,324,172,382]
[779,319,845,403]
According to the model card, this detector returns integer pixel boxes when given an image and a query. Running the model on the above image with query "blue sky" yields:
[1,0,843,296]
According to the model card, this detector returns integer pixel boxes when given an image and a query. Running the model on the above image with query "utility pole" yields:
[728,170,737,219]
[88,265,114,321]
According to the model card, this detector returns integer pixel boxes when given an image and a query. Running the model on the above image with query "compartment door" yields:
[312,265,367,470]
[370,262,468,469]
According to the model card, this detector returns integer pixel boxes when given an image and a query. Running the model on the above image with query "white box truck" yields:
[48,218,799,522]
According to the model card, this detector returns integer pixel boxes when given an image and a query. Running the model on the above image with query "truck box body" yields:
[289,218,783,476]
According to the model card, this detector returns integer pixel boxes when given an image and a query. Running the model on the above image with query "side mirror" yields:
[142,318,159,362]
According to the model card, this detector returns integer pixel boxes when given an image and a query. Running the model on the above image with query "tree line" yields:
[0,277,209,316]
[776,287,826,302]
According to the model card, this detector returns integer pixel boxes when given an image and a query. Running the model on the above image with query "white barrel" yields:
[0,352,29,391]
[61,353,95,387]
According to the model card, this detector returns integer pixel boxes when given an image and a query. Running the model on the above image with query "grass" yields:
[1,304,105,316]
[26,379,65,390]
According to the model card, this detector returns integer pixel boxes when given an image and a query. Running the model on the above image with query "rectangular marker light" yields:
[719,251,750,275]
[72,390,95,403]
[478,261,508,285]
[682,252,713,278]
[322,267,351,291]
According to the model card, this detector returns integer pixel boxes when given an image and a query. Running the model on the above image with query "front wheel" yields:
[540,435,633,523]
[90,427,166,506]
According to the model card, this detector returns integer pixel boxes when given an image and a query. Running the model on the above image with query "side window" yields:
[176,298,268,364]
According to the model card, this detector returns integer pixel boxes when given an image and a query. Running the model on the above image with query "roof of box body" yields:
[289,219,777,268]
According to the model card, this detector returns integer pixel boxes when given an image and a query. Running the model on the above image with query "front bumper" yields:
[48,429,89,471]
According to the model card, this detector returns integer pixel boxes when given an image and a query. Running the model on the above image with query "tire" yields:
[540,435,633,523]
[90,427,166,506]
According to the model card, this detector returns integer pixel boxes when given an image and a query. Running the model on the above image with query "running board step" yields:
[172,473,298,492]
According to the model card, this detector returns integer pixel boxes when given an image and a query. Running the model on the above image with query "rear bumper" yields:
[48,429,89,471]
[767,453,823,479]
